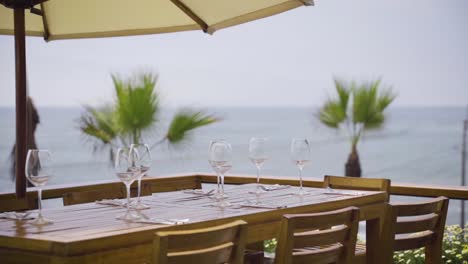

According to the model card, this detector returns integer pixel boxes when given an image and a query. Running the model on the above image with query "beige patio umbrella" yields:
[0,0,313,198]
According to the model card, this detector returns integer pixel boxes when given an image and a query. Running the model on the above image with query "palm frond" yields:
[79,105,118,145]
[364,112,385,129]
[317,100,346,128]
[317,78,396,138]
[333,78,350,113]
[352,82,377,124]
[166,110,220,144]
[352,79,395,130]
[113,73,160,143]
[317,79,350,128]
[377,87,397,111]
[78,71,221,159]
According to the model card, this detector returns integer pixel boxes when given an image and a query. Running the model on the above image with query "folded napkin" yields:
[0,211,35,220]
[96,199,125,206]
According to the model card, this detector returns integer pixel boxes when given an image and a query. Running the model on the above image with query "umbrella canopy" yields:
[0,0,312,198]
[0,0,312,39]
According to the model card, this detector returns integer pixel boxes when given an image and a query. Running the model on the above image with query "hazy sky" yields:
[0,0,467,108]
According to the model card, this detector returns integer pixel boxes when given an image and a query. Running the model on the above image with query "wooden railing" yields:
[1,173,467,212]
[0,173,200,212]
[198,173,468,200]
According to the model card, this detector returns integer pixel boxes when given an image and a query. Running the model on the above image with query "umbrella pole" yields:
[14,8,27,199]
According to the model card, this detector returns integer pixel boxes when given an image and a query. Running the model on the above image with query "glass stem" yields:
[37,188,43,218]
[299,167,303,193]
[220,173,225,202]
[137,176,142,203]
[216,173,220,193]
[256,167,261,193]
[126,184,131,215]
[256,167,260,184]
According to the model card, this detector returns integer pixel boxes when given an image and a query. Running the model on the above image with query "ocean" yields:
[0,106,466,224]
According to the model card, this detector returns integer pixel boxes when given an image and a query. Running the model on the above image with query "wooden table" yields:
[0,184,390,264]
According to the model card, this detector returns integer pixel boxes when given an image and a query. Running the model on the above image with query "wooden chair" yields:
[323,175,391,202]
[153,220,247,264]
[323,175,391,263]
[274,207,360,264]
[383,197,449,264]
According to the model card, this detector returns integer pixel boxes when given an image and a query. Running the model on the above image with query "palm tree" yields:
[317,78,396,177]
[78,72,219,159]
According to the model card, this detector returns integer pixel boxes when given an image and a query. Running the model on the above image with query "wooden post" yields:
[462,120,467,227]
[2,0,47,198]
[14,7,27,199]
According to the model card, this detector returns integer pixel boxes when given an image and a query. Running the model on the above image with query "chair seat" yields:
[355,242,366,254]
[354,242,367,264]
[302,243,367,263]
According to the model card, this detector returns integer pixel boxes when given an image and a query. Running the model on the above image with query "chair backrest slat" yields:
[62,183,157,206]
[164,224,240,252]
[287,207,355,230]
[395,214,438,234]
[393,197,446,216]
[0,196,36,212]
[63,188,125,206]
[293,225,348,248]
[323,175,391,201]
[142,176,202,193]
[393,231,435,251]
[275,207,359,264]
[154,220,247,264]
[167,242,234,264]
[293,245,343,264]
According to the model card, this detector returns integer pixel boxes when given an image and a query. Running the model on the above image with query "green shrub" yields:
[393,224,468,264]
[264,239,277,254]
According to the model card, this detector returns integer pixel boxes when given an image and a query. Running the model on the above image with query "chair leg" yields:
[244,241,265,264]
[425,242,443,264]
[244,250,264,264]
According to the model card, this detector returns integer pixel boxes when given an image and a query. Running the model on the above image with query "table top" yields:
[0,184,385,255]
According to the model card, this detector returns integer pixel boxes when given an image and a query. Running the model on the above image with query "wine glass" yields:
[129,143,151,210]
[290,138,310,196]
[208,140,232,208]
[208,140,227,200]
[115,147,140,221]
[25,149,53,225]
[249,137,268,195]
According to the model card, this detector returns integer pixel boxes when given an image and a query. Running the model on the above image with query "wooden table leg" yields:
[366,204,392,264]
